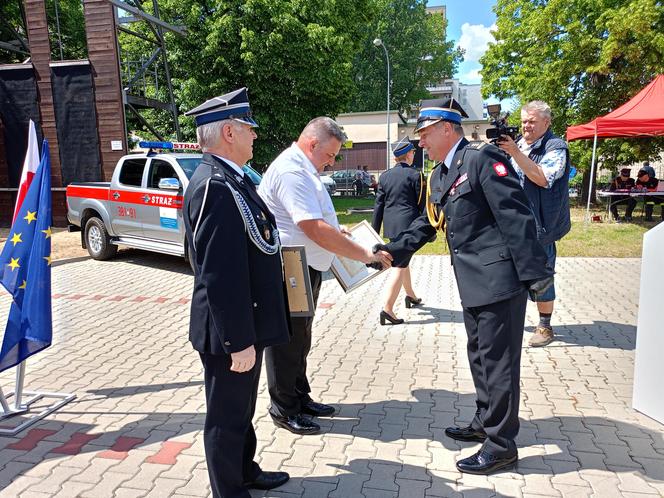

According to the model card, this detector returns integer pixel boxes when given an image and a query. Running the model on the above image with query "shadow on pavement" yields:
[402,305,464,325]
[253,458,515,497]
[525,320,637,350]
[86,380,204,398]
[112,249,193,276]
[321,389,664,481]
[52,255,91,267]
[0,389,662,490]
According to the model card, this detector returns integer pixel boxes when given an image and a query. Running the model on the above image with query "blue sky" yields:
[428,0,498,87]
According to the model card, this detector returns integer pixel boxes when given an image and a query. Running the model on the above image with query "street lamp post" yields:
[373,38,390,170]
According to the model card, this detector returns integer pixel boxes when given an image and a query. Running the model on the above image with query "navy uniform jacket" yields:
[183,154,290,354]
[372,163,425,239]
[386,139,552,308]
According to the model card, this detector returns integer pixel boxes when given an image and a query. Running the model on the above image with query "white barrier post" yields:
[633,221,664,424]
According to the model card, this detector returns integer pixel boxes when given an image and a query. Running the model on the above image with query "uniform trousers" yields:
[200,349,264,498]
[463,290,528,458]
[266,267,322,417]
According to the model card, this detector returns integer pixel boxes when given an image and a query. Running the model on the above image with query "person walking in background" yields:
[497,100,571,347]
[372,136,426,325]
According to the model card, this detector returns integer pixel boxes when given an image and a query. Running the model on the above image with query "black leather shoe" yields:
[301,400,336,417]
[456,450,517,475]
[444,425,487,443]
[270,413,320,435]
[244,470,290,490]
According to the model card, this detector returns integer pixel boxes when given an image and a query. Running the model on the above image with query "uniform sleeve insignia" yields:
[493,162,508,177]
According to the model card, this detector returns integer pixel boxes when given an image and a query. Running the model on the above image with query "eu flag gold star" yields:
[8,257,20,271]
[18,280,26,289]
[43,255,52,266]
[42,227,52,239]
[24,211,37,224]
[10,233,22,246]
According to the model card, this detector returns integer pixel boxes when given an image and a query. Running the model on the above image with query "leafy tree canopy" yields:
[159,0,374,166]
[481,0,664,171]
[346,0,463,114]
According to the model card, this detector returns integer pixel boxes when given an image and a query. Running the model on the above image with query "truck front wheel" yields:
[84,217,117,260]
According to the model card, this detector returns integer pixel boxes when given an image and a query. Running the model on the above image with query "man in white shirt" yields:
[259,117,391,435]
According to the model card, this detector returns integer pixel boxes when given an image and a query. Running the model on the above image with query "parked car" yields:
[329,169,371,193]
[320,174,337,195]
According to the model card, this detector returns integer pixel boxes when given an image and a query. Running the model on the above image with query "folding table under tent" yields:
[566,74,664,219]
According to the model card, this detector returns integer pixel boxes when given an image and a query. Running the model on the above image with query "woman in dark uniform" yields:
[372,136,425,325]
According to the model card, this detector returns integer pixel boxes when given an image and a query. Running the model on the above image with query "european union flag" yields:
[0,140,52,373]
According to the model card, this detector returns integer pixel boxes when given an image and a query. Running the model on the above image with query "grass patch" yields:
[332,195,652,257]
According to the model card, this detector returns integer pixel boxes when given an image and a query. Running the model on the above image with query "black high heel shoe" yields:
[380,310,404,326]
[404,296,423,309]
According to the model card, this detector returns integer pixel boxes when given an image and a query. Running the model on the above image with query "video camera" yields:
[485,103,519,143]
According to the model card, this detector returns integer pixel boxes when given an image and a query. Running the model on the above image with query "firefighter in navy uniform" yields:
[378,100,553,475]
[183,88,291,498]
[608,167,637,221]
[372,135,426,324]
[635,168,663,221]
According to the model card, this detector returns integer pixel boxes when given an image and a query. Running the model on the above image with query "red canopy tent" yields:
[565,75,664,217]
[567,75,664,140]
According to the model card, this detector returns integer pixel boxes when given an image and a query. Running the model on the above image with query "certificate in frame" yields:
[331,220,387,293]
[282,245,315,317]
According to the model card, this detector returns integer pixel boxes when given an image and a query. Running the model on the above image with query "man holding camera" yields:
[497,100,571,348]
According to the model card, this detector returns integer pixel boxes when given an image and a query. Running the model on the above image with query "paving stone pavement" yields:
[0,251,662,498]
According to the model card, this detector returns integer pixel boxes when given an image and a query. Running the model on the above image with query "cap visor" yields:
[236,116,259,128]
[414,118,441,134]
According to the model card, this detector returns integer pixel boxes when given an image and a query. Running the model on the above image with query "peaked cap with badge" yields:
[185,87,259,127]
[415,98,469,133]
[391,136,415,157]
[183,88,291,498]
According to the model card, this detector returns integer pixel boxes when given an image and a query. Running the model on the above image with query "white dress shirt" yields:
[444,137,464,169]
[258,143,339,271]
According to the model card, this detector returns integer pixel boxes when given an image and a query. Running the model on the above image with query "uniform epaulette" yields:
[466,141,487,150]
[210,163,229,183]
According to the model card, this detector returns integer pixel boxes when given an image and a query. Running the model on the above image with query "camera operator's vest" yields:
[522,129,571,245]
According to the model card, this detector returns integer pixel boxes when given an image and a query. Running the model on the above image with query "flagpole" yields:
[0,386,10,413]
[13,362,26,410]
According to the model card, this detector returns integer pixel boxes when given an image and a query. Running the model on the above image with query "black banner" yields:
[0,65,42,188]
[51,62,101,185]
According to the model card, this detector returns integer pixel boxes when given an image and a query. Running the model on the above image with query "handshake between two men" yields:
[370,243,554,302]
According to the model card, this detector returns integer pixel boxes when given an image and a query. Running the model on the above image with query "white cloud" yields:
[458,23,497,63]
[460,67,482,84]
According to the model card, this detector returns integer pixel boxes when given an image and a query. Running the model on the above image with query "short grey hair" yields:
[300,116,347,144]
[196,119,242,151]
[522,100,552,120]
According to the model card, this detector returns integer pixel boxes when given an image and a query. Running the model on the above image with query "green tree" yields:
[160,0,374,166]
[346,0,463,114]
[480,0,664,199]
[0,0,29,64]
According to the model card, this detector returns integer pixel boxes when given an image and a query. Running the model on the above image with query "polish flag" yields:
[12,120,40,223]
